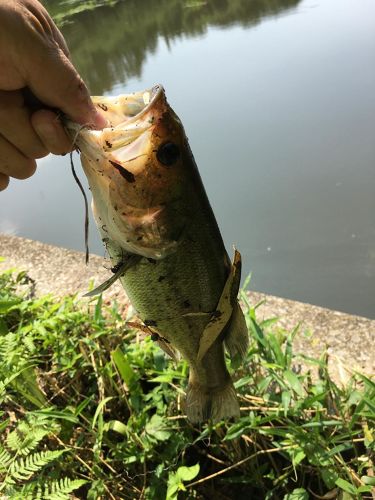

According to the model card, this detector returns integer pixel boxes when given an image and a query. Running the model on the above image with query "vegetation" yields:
[41,0,301,94]
[0,265,374,499]
[42,0,122,27]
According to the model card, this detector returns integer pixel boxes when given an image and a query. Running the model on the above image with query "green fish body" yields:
[66,86,248,422]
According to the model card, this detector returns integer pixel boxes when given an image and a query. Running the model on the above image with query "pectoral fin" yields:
[197,249,242,362]
[84,254,141,297]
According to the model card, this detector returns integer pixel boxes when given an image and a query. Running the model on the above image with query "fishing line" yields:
[66,123,92,265]
[70,151,90,264]
[21,92,91,263]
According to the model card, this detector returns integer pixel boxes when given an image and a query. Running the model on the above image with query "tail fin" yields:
[224,302,249,364]
[186,379,240,423]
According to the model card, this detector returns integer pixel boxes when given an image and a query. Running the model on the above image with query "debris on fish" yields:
[65,85,249,423]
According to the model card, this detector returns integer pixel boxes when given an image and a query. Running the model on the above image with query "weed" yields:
[0,268,373,499]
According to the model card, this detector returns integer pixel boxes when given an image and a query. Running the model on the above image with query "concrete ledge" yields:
[1,233,374,382]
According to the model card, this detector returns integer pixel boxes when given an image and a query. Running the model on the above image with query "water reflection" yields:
[44,0,301,94]
[2,0,373,318]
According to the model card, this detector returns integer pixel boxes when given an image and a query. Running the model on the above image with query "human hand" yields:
[0,0,106,190]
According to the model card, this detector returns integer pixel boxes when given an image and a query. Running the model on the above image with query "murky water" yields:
[1,0,374,318]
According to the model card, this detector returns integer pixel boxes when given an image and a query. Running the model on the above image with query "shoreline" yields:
[1,232,374,382]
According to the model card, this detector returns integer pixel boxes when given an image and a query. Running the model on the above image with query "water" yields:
[0,0,374,318]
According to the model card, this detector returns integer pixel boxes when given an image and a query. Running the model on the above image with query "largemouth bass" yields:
[66,85,249,422]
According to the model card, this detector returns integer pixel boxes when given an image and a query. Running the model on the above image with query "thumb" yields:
[22,37,106,129]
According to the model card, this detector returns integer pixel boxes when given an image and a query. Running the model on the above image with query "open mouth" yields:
[92,84,164,129]
[64,85,167,176]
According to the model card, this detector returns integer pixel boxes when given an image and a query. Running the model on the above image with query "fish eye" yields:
[156,142,180,166]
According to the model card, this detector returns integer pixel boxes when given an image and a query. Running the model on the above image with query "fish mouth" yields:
[95,84,164,128]
[65,84,167,173]
[65,84,185,259]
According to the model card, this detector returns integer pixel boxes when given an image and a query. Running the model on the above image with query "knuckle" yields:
[65,70,90,107]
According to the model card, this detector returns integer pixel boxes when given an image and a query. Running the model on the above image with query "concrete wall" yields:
[1,233,373,382]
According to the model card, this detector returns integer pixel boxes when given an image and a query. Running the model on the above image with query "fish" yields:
[65,85,249,423]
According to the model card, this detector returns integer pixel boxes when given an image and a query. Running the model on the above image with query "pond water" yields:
[0,0,374,318]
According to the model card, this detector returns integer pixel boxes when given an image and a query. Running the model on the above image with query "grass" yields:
[0,266,374,499]
[42,0,122,27]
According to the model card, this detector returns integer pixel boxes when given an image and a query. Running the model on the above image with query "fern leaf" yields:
[0,446,13,471]
[7,449,65,482]
[7,423,50,456]
[23,336,36,354]
[8,488,35,500]
[44,477,87,500]
[6,416,59,457]
[26,413,60,434]
[16,482,43,500]
[0,333,19,365]
[6,429,23,453]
